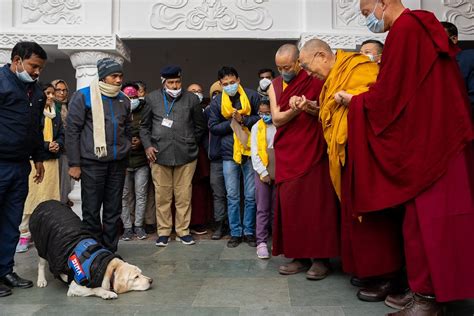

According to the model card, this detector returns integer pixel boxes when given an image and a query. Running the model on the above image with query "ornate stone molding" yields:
[443,0,474,35]
[0,34,130,61]
[334,0,366,29]
[299,33,385,50]
[0,49,12,66]
[150,0,273,31]
[22,0,83,25]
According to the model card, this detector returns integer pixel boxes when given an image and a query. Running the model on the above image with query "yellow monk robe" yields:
[319,50,379,199]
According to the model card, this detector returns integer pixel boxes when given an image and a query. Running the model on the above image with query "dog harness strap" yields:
[68,238,112,287]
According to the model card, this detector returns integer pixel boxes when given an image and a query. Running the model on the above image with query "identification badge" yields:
[162,118,173,128]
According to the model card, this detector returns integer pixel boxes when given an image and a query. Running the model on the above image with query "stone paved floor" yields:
[1,237,473,316]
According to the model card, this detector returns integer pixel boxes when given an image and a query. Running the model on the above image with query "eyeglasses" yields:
[300,52,318,71]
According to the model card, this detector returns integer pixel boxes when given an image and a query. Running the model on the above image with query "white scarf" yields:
[89,79,121,158]
[43,104,56,119]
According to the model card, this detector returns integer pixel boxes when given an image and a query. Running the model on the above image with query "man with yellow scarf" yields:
[298,38,407,303]
[208,66,261,248]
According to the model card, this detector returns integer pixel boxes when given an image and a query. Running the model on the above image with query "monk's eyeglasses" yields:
[300,52,318,71]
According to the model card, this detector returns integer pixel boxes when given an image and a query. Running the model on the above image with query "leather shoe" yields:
[306,260,330,280]
[385,290,414,310]
[357,278,407,302]
[386,293,444,316]
[0,283,12,297]
[0,272,33,289]
[279,259,311,275]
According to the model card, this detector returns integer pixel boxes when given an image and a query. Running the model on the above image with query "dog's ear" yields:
[102,258,122,291]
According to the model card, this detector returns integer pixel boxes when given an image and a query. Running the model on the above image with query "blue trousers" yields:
[0,160,31,277]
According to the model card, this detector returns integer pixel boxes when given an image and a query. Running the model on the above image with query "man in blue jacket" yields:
[208,66,260,248]
[0,41,47,297]
[66,58,131,253]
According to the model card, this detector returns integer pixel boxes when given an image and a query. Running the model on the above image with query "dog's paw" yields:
[37,279,48,288]
[100,291,118,300]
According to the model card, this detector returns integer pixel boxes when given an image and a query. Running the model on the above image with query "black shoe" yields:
[0,283,12,297]
[227,236,242,248]
[0,272,33,289]
[144,224,157,234]
[212,221,225,240]
[243,235,257,247]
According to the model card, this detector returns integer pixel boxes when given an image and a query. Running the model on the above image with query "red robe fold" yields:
[272,71,340,258]
[347,9,474,300]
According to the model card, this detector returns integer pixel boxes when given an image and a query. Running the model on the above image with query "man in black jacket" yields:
[0,41,47,297]
[140,65,206,247]
[66,57,131,253]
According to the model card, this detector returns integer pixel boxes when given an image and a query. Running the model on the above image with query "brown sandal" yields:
[278,259,311,275]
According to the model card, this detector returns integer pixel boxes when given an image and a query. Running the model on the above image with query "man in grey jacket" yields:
[66,57,131,253]
[140,65,206,247]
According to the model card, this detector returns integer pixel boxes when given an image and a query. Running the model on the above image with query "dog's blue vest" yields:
[68,238,112,286]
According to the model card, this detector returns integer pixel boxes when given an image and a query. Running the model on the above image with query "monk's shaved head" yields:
[360,0,405,31]
[275,44,299,62]
[299,38,336,80]
[301,39,333,56]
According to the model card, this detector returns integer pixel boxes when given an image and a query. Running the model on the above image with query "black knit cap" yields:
[160,65,182,80]
[97,58,123,80]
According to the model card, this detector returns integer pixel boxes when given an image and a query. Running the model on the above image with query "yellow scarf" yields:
[256,119,268,167]
[221,85,251,164]
[43,105,55,142]
[319,50,379,200]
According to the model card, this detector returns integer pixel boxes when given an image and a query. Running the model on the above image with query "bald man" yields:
[360,39,384,63]
[298,38,408,305]
[268,44,339,280]
[336,1,474,314]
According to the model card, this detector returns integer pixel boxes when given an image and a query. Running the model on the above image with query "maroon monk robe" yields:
[190,144,213,226]
[349,9,474,301]
[272,71,339,258]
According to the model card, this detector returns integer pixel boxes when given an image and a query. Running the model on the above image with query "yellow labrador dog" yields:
[31,200,152,299]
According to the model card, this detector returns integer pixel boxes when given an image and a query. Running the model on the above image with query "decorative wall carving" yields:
[0,34,130,62]
[334,0,365,29]
[150,0,273,31]
[299,33,385,50]
[22,0,83,25]
[0,49,12,66]
[443,0,474,35]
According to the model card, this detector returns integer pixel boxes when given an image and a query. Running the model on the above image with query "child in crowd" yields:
[120,83,150,241]
[16,83,64,252]
[250,99,276,259]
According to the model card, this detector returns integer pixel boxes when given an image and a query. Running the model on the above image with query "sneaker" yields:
[155,236,169,247]
[243,235,257,247]
[190,225,208,235]
[134,226,147,240]
[121,228,133,241]
[227,236,242,248]
[256,242,270,259]
[176,234,196,245]
[15,236,29,253]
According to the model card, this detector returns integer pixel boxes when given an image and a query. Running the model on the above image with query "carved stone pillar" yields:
[0,49,11,67]
[67,51,124,218]
[69,51,124,89]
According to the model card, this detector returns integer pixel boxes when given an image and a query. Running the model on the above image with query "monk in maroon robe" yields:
[336,1,474,314]
[268,44,339,280]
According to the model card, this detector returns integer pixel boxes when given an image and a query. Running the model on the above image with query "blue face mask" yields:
[366,2,385,33]
[223,83,239,97]
[281,71,296,83]
[16,59,37,83]
[130,98,140,111]
[261,113,272,124]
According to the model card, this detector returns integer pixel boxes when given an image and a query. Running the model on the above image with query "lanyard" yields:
[163,92,176,117]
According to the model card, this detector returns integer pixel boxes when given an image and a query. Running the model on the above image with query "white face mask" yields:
[165,88,182,98]
[259,78,272,91]
[194,92,204,103]
[16,59,37,83]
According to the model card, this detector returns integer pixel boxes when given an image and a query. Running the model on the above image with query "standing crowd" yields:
[1,0,474,315]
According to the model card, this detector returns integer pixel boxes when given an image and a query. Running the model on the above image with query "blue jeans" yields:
[0,160,30,277]
[223,158,256,237]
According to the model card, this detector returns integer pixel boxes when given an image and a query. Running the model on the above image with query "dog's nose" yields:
[148,278,153,284]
